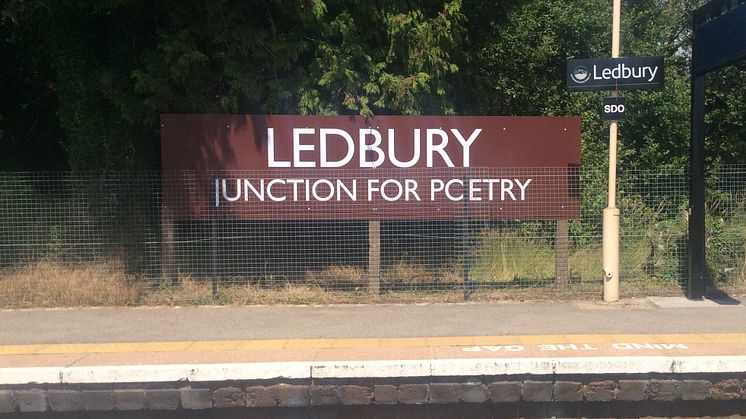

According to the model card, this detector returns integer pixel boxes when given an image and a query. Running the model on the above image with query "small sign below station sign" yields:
[602,97,626,120]
[566,56,664,91]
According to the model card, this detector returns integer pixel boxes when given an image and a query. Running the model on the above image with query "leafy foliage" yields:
[1,0,744,171]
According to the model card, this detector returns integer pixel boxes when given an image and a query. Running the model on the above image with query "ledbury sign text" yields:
[160,115,580,220]
[566,56,664,91]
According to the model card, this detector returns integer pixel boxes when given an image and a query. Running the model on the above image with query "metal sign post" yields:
[602,0,622,302]
[566,3,665,301]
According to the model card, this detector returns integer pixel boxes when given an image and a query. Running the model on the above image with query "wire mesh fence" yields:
[1,166,744,307]
[705,165,746,290]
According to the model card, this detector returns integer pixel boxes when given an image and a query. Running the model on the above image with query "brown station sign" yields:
[160,114,580,220]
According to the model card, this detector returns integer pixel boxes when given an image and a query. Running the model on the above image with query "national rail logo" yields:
[570,66,591,84]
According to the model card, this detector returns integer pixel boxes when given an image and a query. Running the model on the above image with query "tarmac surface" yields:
[1,296,745,385]
[1,297,745,344]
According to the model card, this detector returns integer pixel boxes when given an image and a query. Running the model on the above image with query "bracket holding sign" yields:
[602,97,626,121]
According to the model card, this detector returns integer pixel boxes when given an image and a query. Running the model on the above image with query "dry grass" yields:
[0,261,576,308]
[305,266,367,289]
[140,275,215,306]
[304,262,461,291]
[382,261,460,287]
[142,276,361,305]
[0,261,141,308]
[2,258,741,309]
[222,284,372,305]
[383,261,430,284]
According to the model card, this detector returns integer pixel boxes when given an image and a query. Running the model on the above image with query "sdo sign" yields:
[566,56,664,91]
[602,97,626,120]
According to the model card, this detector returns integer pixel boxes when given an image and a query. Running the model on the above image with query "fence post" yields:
[463,183,472,300]
[368,220,380,294]
[555,219,570,288]
[210,195,219,299]
[161,205,177,286]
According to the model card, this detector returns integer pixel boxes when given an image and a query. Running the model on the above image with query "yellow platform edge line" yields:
[1,333,744,355]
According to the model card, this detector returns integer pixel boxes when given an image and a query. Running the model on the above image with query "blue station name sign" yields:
[566,56,664,92]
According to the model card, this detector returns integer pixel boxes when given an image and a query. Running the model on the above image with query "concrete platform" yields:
[1,297,746,414]
[1,333,746,385]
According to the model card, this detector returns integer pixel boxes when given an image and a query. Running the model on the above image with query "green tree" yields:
[0,0,66,170]
[2,0,744,171]
[132,0,466,118]
[704,66,746,165]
